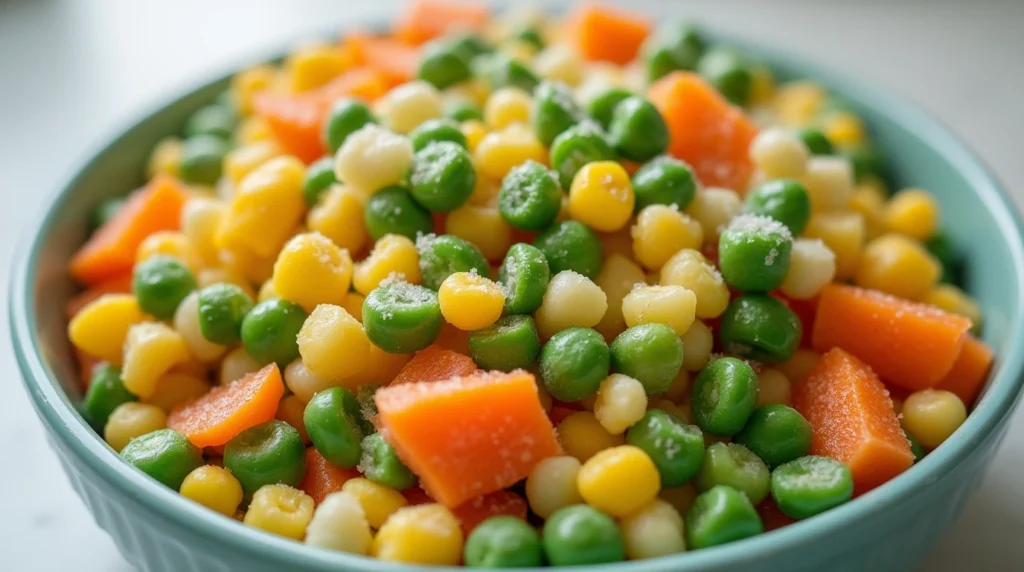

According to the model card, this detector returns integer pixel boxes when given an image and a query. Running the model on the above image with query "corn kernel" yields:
[384,81,444,134]
[659,483,699,516]
[285,44,348,93]
[578,445,660,517]
[885,188,939,241]
[305,491,373,554]
[231,64,275,116]
[902,389,967,449]
[557,411,625,462]
[535,270,608,338]
[180,465,244,516]
[593,254,647,340]
[594,374,648,435]
[631,205,703,270]
[680,320,712,372]
[307,184,368,254]
[750,127,809,179]
[802,156,854,212]
[147,137,182,178]
[772,81,826,126]
[621,499,686,559]
[803,211,865,280]
[144,372,210,413]
[484,87,532,129]
[849,184,887,239]
[474,124,546,180]
[467,175,501,207]
[224,141,283,186]
[217,156,306,258]
[244,484,315,540]
[68,294,146,365]
[342,478,409,529]
[444,77,490,107]
[257,280,279,303]
[447,206,513,262]
[533,44,584,86]
[122,322,190,398]
[923,284,982,326]
[568,161,635,232]
[181,197,227,267]
[822,111,865,147]
[855,233,940,301]
[296,304,370,384]
[197,266,256,300]
[525,456,584,518]
[660,249,729,319]
[335,125,415,194]
[104,402,167,452]
[372,504,463,565]
[777,349,820,384]
[220,347,263,385]
[348,344,413,387]
[235,116,274,145]
[283,359,333,402]
[173,291,227,362]
[136,231,201,273]
[757,368,792,406]
[438,272,505,331]
[460,120,488,153]
[341,292,366,322]
[685,188,742,241]
[781,238,836,300]
[621,284,697,336]
[271,232,352,311]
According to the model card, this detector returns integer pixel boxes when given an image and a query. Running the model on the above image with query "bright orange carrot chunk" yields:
[392,0,489,45]
[317,67,390,104]
[168,363,285,448]
[568,3,651,65]
[345,34,420,86]
[812,284,972,391]
[65,272,132,319]
[375,370,561,508]
[390,344,478,385]
[253,92,327,164]
[793,348,915,494]
[69,175,189,286]
[298,447,361,505]
[452,490,528,536]
[648,72,759,191]
[935,335,994,407]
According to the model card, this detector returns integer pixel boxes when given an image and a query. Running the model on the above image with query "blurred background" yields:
[0,0,1021,570]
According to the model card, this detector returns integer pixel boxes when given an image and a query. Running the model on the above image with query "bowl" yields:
[11,17,1024,572]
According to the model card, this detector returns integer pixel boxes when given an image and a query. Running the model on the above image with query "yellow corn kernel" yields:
[68,294,146,365]
[594,374,648,435]
[460,120,488,154]
[484,87,532,129]
[465,175,500,208]
[680,320,712,372]
[146,137,183,178]
[822,111,865,147]
[802,157,854,212]
[621,498,686,559]
[224,141,283,186]
[445,205,512,262]
[384,81,444,134]
[660,249,729,319]
[855,233,940,301]
[594,254,646,340]
[534,270,608,338]
[849,184,888,239]
[438,272,505,331]
[235,116,274,145]
[348,344,413,387]
[257,280,279,303]
[372,504,463,565]
[285,44,348,93]
[231,64,275,116]
[533,44,584,86]
[757,368,792,406]
[501,38,538,63]
[474,124,547,180]
[923,284,982,326]
[578,445,660,517]
[173,292,227,363]
[271,232,352,311]
[444,77,490,108]
[771,81,826,126]
[197,266,256,300]
[342,478,409,529]
[222,242,279,285]
[803,211,865,280]
[902,389,967,449]
[244,484,315,540]
[568,161,635,232]
[296,304,370,385]
[622,284,697,336]
[658,483,699,516]
[335,124,415,195]
[781,238,836,300]
[104,402,167,452]
[777,349,820,384]
[122,322,191,398]
[136,231,201,273]
[749,65,775,106]
[750,127,809,179]
[631,205,703,270]
[525,456,584,519]
[307,184,368,254]
[557,411,625,463]
[305,491,373,554]
[685,188,742,241]
[341,292,366,322]
[181,197,227,267]
[217,156,306,258]
[180,465,244,516]
[144,372,210,413]
[276,395,311,443]
[283,359,333,402]
[885,188,939,241]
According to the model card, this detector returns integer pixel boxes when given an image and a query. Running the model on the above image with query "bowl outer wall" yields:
[10,25,1024,572]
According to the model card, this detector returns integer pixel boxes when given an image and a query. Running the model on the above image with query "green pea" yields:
[474,53,539,93]
[447,33,492,62]
[691,357,759,436]
[363,282,443,353]
[770,456,854,519]
[607,96,669,162]
[497,243,551,314]
[302,156,338,206]
[532,80,583,147]
[540,328,610,402]
[303,387,364,468]
[926,229,961,285]
[468,314,541,371]
[719,294,802,364]
[82,364,136,431]
[842,143,887,183]
[626,409,705,487]
[795,127,834,156]
[120,429,204,490]
[643,22,705,81]
[744,179,811,236]
[184,103,236,140]
[906,431,925,462]
[89,197,126,233]
[179,134,229,186]
[323,99,376,153]
[542,505,624,566]
[409,141,476,212]
[685,485,763,550]
[418,40,473,89]
[132,254,197,320]
[632,155,698,212]
[512,26,545,51]
[549,122,616,189]
[465,515,544,568]
[610,324,684,395]
[697,47,753,106]
[364,186,435,242]
[718,214,793,293]
[240,299,307,366]
[359,432,417,491]
[445,99,484,122]
[224,420,307,496]
[355,384,381,436]
[734,404,813,469]
[533,221,603,279]
[197,283,254,346]
[417,234,490,290]
[695,442,770,504]
[410,118,468,151]
[498,160,563,231]
[586,88,633,130]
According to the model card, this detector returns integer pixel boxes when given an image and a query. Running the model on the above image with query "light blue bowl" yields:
[10,22,1024,572]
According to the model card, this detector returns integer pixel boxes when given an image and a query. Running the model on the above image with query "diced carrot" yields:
[772,293,818,348]
[812,284,972,391]
[793,348,915,494]
[69,175,189,286]
[648,72,759,191]
[935,335,994,407]
[253,92,326,164]
[375,370,562,508]
[168,363,285,448]
[567,3,651,65]
[345,33,420,86]
[65,272,133,319]
[298,447,361,505]
[392,0,489,45]
[434,323,474,357]
[452,490,528,536]
[317,67,390,104]
[756,498,796,532]
[403,485,435,506]
[390,344,478,385]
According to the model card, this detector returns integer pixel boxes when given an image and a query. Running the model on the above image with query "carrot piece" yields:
[811,284,972,391]
[167,363,285,448]
[648,72,759,191]
[452,490,528,536]
[69,175,189,286]
[935,335,994,407]
[316,67,389,104]
[567,3,651,65]
[391,344,478,385]
[756,498,796,532]
[253,92,326,164]
[375,370,561,508]
[793,348,915,494]
[392,0,489,45]
[65,272,133,319]
[298,447,361,505]
[346,34,420,86]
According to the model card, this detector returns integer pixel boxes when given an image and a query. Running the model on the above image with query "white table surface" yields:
[1,0,1022,570]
